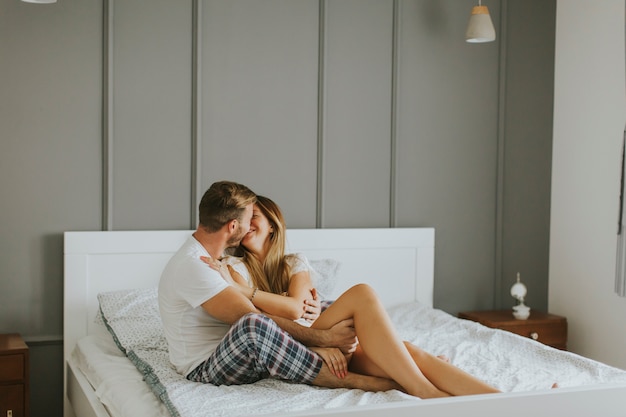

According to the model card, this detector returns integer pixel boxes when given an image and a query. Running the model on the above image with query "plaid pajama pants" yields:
[186,313,323,386]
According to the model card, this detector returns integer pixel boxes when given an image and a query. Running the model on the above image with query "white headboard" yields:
[63,227,434,362]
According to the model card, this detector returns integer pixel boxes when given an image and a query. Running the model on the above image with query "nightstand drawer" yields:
[496,321,567,348]
[0,384,25,417]
[0,354,25,381]
[458,310,568,350]
[0,334,29,417]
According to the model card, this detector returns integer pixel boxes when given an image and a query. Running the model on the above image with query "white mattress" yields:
[71,329,170,417]
[71,302,626,417]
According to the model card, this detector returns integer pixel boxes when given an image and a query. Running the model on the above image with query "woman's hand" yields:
[200,257,249,290]
[200,256,233,281]
[310,347,348,379]
[302,288,321,322]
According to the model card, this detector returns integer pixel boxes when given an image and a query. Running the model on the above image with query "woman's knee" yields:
[347,283,378,301]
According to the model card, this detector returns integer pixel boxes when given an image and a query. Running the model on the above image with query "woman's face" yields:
[241,204,273,253]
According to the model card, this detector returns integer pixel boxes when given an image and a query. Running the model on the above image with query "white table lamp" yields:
[510,272,530,320]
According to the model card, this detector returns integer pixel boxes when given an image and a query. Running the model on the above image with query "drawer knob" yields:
[530,332,539,340]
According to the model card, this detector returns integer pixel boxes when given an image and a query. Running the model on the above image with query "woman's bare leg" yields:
[348,340,498,396]
[312,284,448,398]
[403,342,499,395]
[350,343,498,396]
[312,284,499,397]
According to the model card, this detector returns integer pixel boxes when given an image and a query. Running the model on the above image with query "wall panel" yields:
[322,0,394,228]
[112,0,192,230]
[500,0,555,311]
[0,0,102,337]
[201,0,320,228]
[395,0,501,312]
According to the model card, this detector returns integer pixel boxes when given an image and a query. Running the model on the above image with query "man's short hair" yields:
[198,181,257,232]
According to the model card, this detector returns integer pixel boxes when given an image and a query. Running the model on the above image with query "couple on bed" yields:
[158,180,500,398]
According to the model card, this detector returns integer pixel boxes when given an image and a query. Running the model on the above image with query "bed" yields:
[63,227,626,417]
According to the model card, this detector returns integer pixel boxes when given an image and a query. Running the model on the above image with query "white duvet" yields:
[73,299,626,417]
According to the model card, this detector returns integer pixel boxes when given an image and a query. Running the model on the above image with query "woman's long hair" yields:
[235,196,294,294]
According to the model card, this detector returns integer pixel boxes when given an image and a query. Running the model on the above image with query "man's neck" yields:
[192,227,226,260]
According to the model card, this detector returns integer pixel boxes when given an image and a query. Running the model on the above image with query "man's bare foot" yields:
[312,363,401,392]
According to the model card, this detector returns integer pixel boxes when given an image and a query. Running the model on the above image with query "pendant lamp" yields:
[465,1,496,43]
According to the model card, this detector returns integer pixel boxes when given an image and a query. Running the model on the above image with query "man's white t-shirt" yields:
[158,235,230,376]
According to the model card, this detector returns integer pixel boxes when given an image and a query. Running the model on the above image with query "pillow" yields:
[97,288,178,415]
[223,254,341,300]
[309,258,341,300]
[97,287,167,353]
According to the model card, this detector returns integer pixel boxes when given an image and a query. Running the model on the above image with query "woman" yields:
[203,196,501,398]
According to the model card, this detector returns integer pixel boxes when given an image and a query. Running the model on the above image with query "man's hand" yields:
[265,314,357,355]
[323,319,358,354]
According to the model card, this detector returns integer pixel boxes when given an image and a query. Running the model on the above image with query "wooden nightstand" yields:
[458,310,568,350]
[0,334,29,417]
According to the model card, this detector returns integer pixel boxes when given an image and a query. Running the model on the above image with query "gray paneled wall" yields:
[201,0,320,227]
[0,1,554,416]
[323,0,394,227]
[111,0,193,230]
[395,0,502,309]
[0,0,102,336]
[500,0,555,309]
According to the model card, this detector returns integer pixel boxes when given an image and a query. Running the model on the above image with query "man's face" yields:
[226,204,253,247]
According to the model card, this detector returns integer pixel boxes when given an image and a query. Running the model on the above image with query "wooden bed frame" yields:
[63,228,626,417]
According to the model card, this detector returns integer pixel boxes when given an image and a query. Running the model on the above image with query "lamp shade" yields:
[465,5,496,43]
[510,273,527,302]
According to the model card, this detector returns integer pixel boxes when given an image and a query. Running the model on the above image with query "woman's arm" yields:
[242,270,314,320]
[200,255,318,321]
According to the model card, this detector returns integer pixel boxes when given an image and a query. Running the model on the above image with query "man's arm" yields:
[267,314,358,354]
[201,286,259,324]
[201,287,357,353]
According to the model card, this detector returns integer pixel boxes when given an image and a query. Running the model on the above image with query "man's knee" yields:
[233,313,276,337]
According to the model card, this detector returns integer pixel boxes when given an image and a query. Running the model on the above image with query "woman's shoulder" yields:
[285,251,305,258]
[221,255,244,266]
[285,252,311,271]
[221,255,251,279]
[285,252,309,262]
[222,255,246,271]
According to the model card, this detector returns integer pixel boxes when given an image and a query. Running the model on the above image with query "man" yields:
[159,180,399,391]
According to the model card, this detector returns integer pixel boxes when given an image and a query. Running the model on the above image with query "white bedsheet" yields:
[71,330,170,417]
[72,302,626,417]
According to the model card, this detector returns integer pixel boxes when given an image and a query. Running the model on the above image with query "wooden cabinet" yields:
[458,310,568,350]
[0,334,29,417]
